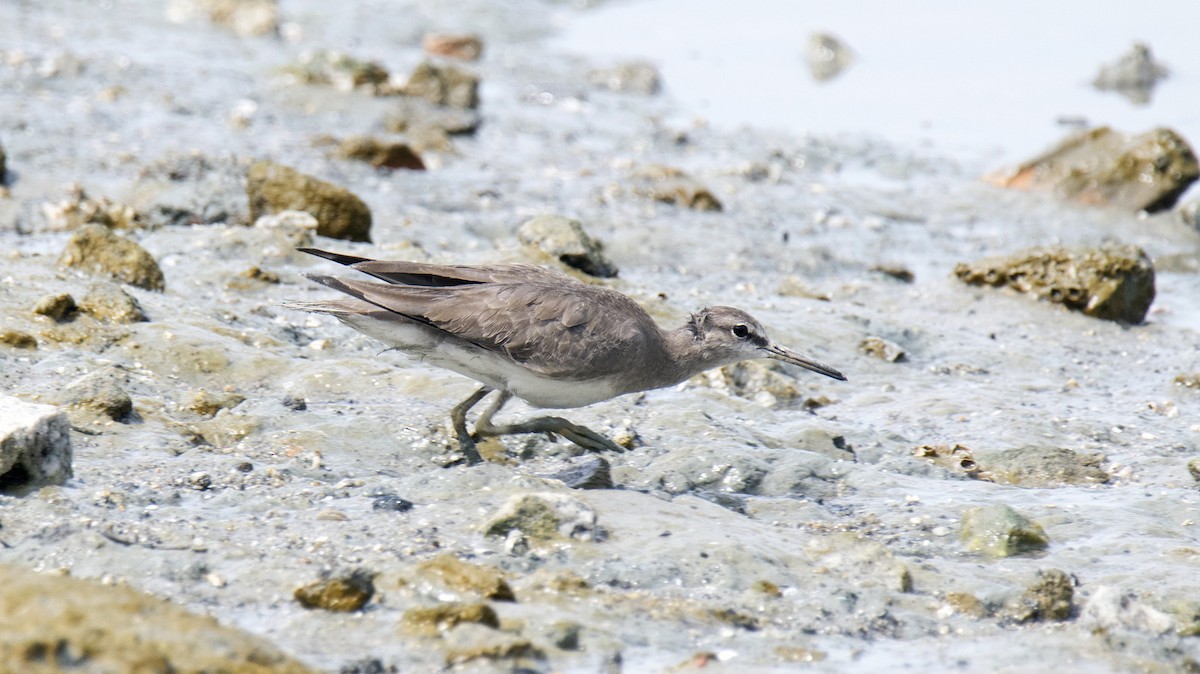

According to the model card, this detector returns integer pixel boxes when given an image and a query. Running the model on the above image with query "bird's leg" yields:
[449,386,491,465]
[474,391,624,454]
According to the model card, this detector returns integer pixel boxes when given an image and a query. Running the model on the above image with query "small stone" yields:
[441,625,539,666]
[238,266,280,284]
[371,493,414,512]
[235,461,253,473]
[1001,569,1075,623]
[32,293,77,321]
[0,395,73,489]
[0,330,36,349]
[483,492,599,542]
[188,472,212,491]
[294,569,375,612]
[1174,373,1200,389]
[335,137,425,171]
[980,446,1108,487]
[166,0,279,37]
[870,264,914,283]
[545,620,582,651]
[806,32,854,82]
[943,592,987,618]
[986,126,1197,212]
[399,603,499,637]
[398,61,479,109]
[630,165,722,211]
[77,282,148,323]
[41,185,145,231]
[544,456,613,490]
[859,336,905,362]
[954,243,1155,324]
[1080,585,1176,634]
[189,389,245,417]
[517,214,617,278]
[1093,42,1169,105]
[914,444,983,479]
[64,370,134,423]
[1189,458,1200,482]
[415,553,515,602]
[960,504,1049,557]
[59,224,165,291]
[338,658,395,674]
[775,646,827,663]
[284,49,389,92]
[422,33,484,61]
[586,61,661,94]
[281,395,307,411]
[246,161,372,242]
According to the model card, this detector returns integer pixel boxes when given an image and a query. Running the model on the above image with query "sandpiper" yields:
[287,248,846,464]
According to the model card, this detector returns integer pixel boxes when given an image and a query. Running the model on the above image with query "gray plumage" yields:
[286,248,846,464]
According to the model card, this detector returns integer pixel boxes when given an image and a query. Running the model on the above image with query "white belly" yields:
[339,313,623,409]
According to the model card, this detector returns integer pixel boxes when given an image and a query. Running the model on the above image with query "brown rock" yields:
[630,165,722,211]
[400,603,499,637]
[980,446,1108,487]
[59,224,165,291]
[78,282,148,323]
[859,336,905,362]
[294,569,375,612]
[284,49,387,91]
[0,564,315,673]
[987,126,1198,212]
[398,61,480,109]
[189,389,246,417]
[416,554,515,602]
[422,33,484,61]
[1002,569,1075,623]
[32,293,77,321]
[246,161,372,242]
[336,136,425,171]
[954,244,1155,324]
[0,330,36,349]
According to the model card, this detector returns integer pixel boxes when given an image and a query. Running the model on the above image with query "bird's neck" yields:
[654,326,727,385]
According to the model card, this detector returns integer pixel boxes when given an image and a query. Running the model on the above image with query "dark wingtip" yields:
[297,248,374,266]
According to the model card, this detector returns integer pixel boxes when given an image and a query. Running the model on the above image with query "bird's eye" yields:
[732,324,750,339]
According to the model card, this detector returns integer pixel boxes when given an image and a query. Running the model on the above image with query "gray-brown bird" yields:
[286,248,846,464]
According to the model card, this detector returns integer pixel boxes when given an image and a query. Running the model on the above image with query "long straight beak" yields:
[764,343,847,381]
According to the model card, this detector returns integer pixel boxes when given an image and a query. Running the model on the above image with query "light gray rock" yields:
[0,394,73,489]
[483,492,600,542]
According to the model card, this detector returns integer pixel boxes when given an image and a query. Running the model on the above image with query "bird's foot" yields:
[476,415,624,454]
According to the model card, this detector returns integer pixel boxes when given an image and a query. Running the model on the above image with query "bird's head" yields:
[687,306,846,381]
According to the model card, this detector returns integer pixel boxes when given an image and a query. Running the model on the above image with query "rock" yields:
[335,136,425,171]
[415,554,515,602]
[544,621,582,651]
[544,456,613,490]
[281,395,308,411]
[246,161,372,242]
[630,165,722,211]
[979,446,1108,487]
[294,569,375,612]
[953,244,1155,324]
[233,265,281,286]
[32,292,77,321]
[0,140,5,181]
[1188,458,1200,482]
[517,214,617,278]
[870,264,915,283]
[913,444,983,479]
[859,336,905,362]
[986,126,1198,212]
[586,61,661,95]
[960,504,1049,557]
[1001,569,1075,623]
[422,33,484,61]
[696,360,806,408]
[59,224,166,291]
[0,564,316,672]
[1080,585,1176,634]
[64,369,134,423]
[78,282,148,323]
[806,32,854,82]
[441,624,540,666]
[166,0,279,37]
[0,330,36,349]
[0,395,73,489]
[1181,199,1200,233]
[41,185,145,230]
[384,99,481,138]
[399,603,499,637]
[398,61,480,109]
[189,389,246,417]
[284,49,388,92]
[1093,42,1169,105]
[482,492,600,542]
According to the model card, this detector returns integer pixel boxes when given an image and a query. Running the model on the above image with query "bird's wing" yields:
[307,274,655,380]
[299,248,567,288]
